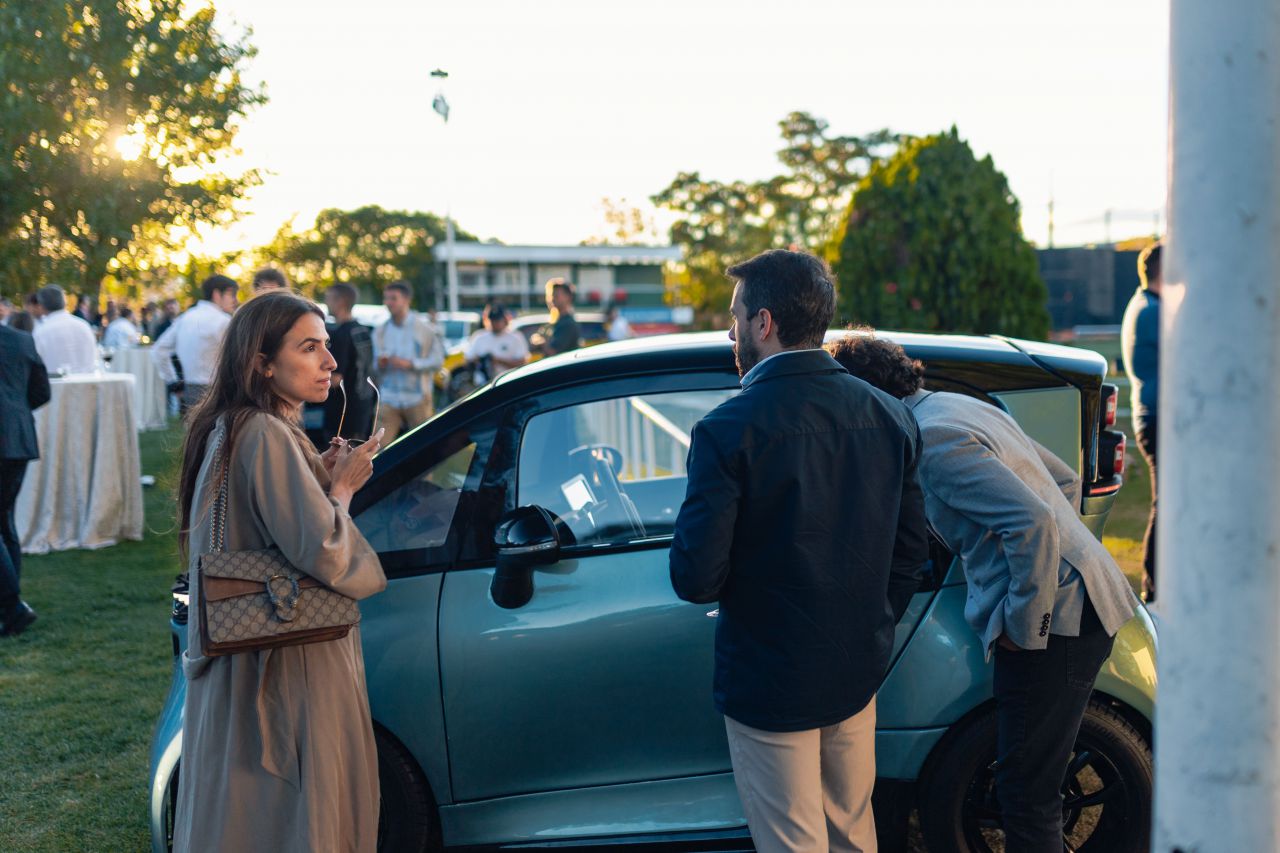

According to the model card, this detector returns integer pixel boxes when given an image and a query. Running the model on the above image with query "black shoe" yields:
[1,602,37,637]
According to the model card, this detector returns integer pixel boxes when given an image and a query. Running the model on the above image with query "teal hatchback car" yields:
[149,331,1156,853]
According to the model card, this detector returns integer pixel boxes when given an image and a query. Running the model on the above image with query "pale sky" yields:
[204,0,1169,255]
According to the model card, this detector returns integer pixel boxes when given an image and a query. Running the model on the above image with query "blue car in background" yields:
[150,331,1156,853]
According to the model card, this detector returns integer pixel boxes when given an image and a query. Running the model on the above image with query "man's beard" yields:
[734,334,760,378]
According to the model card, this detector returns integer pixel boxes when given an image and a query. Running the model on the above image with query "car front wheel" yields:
[918,700,1152,852]
[376,727,440,853]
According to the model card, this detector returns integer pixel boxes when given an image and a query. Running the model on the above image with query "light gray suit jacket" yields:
[906,390,1138,653]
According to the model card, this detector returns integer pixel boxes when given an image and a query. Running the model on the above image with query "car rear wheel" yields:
[918,701,1151,852]
[376,727,441,853]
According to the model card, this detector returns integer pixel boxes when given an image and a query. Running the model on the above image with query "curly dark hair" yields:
[825,331,925,399]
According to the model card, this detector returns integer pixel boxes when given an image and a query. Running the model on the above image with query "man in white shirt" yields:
[151,274,238,412]
[101,306,141,349]
[606,304,634,341]
[32,285,98,373]
[373,280,443,440]
[464,304,530,382]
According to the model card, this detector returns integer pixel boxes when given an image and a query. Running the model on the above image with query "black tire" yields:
[918,701,1152,853]
[376,727,441,853]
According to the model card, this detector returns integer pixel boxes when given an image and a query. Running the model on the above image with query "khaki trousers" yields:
[725,697,877,853]
[380,398,433,441]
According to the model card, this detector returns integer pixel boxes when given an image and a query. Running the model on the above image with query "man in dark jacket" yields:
[322,283,376,445]
[669,250,928,852]
[0,323,52,636]
[535,277,581,356]
[1121,241,1160,602]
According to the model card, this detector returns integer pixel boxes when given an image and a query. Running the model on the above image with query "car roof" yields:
[347,305,479,323]
[490,329,1104,390]
[374,329,1107,470]
[511,312,607,326]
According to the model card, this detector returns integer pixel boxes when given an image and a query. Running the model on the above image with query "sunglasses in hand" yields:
[333,376,381,448]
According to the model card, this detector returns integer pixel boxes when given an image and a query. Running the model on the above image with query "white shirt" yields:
[373,313,444,408]
[608,314,633,341]
[33,309,98,373]
[102,317,141,349]
[464,328,530,377]
[151,300,231,385]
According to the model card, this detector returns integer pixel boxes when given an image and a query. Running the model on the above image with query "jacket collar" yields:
[740,348,845,389]
[905,389,933,410]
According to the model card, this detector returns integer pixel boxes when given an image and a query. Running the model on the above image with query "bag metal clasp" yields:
[265,574,301,623]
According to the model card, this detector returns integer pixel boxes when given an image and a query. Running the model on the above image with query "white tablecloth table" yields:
[109,346,169,430]
[16,373,145,555]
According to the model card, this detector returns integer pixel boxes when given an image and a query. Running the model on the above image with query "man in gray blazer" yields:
[827,333,1138,853]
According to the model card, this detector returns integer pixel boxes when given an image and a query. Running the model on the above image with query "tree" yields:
[652,112,897,324]
[830,127,1049,339]
[253,206,477,307]
[582,197,663,246]
[0,1,263,301]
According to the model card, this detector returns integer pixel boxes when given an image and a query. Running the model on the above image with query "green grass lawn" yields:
[0,423,185,853]
[0,413,1154,852]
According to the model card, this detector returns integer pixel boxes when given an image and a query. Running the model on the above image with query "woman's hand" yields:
[329,429,385,509]
[320,437,345,475]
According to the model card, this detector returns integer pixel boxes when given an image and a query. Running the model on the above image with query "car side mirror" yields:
[491,506,574,609]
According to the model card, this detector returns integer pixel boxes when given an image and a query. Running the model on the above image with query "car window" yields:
[441,319,471,345]
[516,389,737,547]
[356,440,478,553]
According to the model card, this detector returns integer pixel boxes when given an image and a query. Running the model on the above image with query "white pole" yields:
[431,68,459,315]
[1155,1,1280,850]
[446,214,459,314]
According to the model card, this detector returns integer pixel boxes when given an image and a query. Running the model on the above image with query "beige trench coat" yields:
[174,412,387,853]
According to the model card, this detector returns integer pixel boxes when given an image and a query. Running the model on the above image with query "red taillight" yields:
[1113,434,1126,477]
[1104,392,1117,427]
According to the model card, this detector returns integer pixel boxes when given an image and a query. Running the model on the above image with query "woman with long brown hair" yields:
[173,290,386,853]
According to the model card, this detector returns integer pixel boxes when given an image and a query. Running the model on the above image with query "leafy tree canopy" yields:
[830,127,1049,339]
[581,197,664,246]
[0,0,263,301]
[652,112,898,324]
[252,205,477,307]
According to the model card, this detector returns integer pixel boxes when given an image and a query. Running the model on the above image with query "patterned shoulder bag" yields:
[198,426,360,656]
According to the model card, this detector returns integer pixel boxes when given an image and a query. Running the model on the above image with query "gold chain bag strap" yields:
[198,426,360,656]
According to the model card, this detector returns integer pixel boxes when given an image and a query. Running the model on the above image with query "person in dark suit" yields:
[0,323,52,636]
[669,250,928,852]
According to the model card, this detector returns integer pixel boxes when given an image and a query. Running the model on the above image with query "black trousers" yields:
[0,458,28,617]
[993,600,1115,853]
[1134,417,1158,602]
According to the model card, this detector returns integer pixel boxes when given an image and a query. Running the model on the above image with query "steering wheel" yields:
[567,444,645,540]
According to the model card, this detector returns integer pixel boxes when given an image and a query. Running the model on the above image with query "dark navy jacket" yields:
[0,324,51,461]
[1121,287,1159,422]
[670,349,928,732]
